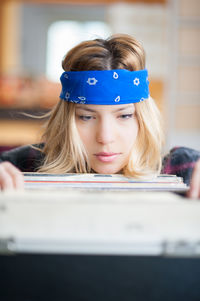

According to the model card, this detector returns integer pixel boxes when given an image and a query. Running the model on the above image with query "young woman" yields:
[0,34,200,197]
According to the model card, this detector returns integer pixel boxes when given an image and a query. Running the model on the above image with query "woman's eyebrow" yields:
[76,107,96,113]
[113,106,134,113]
[76,105,134,113]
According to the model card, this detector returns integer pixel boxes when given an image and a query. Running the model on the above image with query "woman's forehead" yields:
[75,103,135,112]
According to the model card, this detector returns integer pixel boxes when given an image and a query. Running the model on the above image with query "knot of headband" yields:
[60,69,149,105]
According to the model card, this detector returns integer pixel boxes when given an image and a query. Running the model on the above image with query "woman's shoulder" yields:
[162,146,200,185]
[0,143,45,172]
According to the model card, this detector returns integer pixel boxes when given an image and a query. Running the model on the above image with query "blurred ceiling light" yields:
[46,20,111,82]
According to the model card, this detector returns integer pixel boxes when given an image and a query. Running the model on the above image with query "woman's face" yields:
[75,103,139,174]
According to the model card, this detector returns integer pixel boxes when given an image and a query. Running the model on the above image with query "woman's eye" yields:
[78,115,93,121]
[119,114,133,119]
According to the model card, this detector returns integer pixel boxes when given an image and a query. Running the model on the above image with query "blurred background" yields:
[0,0,199,153]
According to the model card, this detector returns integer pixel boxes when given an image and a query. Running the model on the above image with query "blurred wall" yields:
[166,0,200,151]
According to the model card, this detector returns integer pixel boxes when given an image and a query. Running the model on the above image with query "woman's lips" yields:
[94,152,120,163]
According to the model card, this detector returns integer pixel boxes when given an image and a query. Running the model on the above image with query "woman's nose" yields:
[96,119,115,145]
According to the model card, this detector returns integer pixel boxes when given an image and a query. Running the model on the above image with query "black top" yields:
[0,144,45,172]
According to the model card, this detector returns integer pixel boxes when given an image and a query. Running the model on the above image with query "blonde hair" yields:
[38,34,164,177]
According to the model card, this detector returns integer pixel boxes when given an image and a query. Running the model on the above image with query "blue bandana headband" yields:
[60,69,149,105]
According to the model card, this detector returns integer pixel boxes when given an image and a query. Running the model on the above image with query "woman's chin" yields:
[91,165,122,174]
